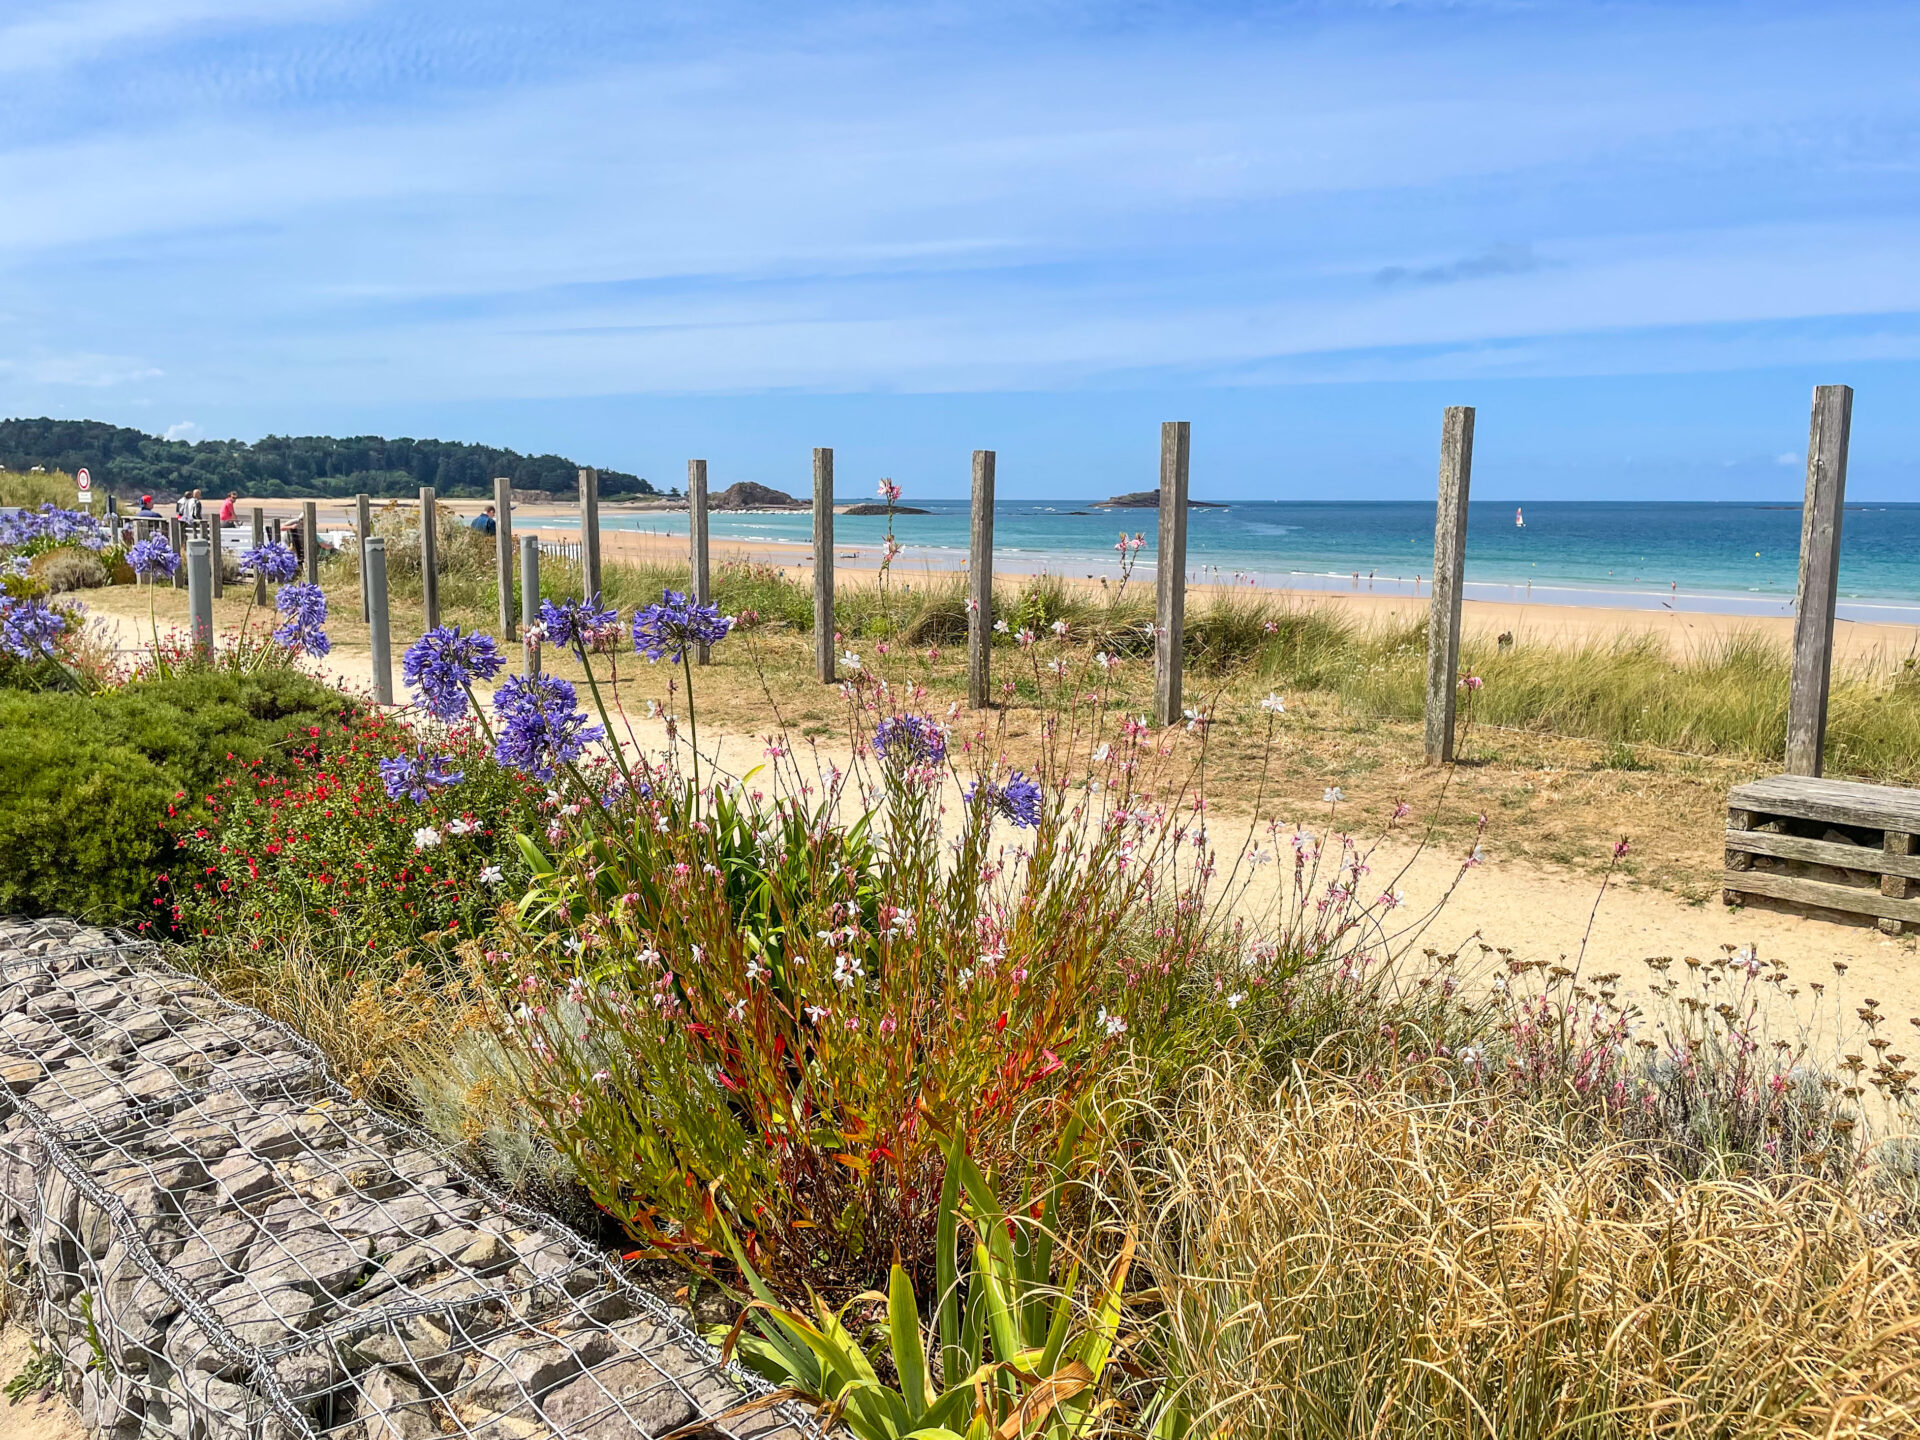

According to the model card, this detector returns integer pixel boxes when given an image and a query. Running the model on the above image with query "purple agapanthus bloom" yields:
[492,674,604,781]
[0,506,106,552]
[538,593,619,650]
[378,749,466,803]
[0,597,67,661]
[127,533,180,579]
[966,771,1044,829]
[873,714,947,767]
[272,582,331,656]
[402,625,506,723]
[240,541,300,583]
[631,589,734,663]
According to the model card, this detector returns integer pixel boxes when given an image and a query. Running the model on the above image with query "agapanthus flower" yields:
[273,582,331,656]
[127,533,180,579]
[966,771,1043,828]
[378,749,465,803]
[873,714,946,767]
[493,673,604,781]
[0,505,106,552]
[631,589,734,663]
[402,625,506,722]
[0,597,67,660]
[538,593,619,650]
[240,541,300,583]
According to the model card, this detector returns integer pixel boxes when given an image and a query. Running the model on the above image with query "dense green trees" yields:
[0,418,654,500]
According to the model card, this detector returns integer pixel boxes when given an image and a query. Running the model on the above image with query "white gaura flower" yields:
[412,827,442,851]
[1261,692,1286,714]
[446,817,477,836]
[841,651,861,670]
[1322,787,1345,805]
[1097,1007,1127,1038]
[479,864,504,885]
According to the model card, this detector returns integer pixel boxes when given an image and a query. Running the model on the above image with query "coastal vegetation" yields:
[5,505,1920,1436]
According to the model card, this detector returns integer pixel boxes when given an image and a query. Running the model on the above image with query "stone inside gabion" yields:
[0,916,817,1440]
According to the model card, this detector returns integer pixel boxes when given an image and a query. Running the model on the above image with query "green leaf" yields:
[936,1141,966,1384]
[1036,1262,1080,1379]
[513,832,556,878]
[975,1242,1020,1371]
[889,1263,931,1417]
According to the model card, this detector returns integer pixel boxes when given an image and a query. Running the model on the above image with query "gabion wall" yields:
[0,918,814,1440]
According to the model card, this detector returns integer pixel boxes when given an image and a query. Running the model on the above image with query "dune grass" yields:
[0,469,76,508]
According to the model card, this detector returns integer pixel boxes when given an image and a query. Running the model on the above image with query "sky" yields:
[2,0,1919,500]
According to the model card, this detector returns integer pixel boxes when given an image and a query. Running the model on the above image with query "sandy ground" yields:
[0,1324,80,1440]
[78,600,1920,1050]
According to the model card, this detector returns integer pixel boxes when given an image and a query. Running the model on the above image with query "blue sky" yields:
[3,0,1919,499]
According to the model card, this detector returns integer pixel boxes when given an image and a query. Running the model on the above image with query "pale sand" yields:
[0,1324,81,1440]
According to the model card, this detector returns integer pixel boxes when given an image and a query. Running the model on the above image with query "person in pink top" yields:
[220,492,238,523]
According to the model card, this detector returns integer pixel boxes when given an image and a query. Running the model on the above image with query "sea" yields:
[573,501,1920,624]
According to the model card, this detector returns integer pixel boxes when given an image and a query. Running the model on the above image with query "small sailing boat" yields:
[1515,506,1525,529]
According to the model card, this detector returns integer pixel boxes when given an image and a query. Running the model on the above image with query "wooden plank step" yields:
[1724,829,1920,878]
[1726,774,1920,833]
[1722,869,1920,925]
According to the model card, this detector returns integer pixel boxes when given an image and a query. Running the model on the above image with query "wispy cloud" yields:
[1373,244,1548,288]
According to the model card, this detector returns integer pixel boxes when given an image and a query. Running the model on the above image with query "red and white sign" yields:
[76,469,90,491]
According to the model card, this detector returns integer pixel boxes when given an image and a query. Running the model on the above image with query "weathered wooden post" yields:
[209,511,224,599]
[302,500,319,586]
[356,493,373,621]
[366,537,394,705]
[813,447,835,683]
[968,449,995,709]
[520,534,542,677]
[578,467,602,601]
[494,476,516,642]
[419,486,440,630]
[186,538,214,658]
[1424,407,1475,765]
[1153,422,1190,727]
[169,517,186,589]
[1786,385,1853,777]
[688,459,711,666]
[251,508,268,604]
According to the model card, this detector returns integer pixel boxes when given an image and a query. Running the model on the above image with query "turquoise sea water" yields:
[575,501,1920,622]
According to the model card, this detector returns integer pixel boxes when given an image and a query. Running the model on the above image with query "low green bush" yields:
[0,668,352,922]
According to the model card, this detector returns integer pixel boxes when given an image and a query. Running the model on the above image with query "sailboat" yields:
[1515,506,1525,529]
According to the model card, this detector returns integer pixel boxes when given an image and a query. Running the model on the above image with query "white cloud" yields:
[164,420,201,440]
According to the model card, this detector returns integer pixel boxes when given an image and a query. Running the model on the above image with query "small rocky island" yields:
[713,481,808,510]
[1095,490,1227,509]
[839,501,932,515]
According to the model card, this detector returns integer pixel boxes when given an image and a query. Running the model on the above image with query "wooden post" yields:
[419,486,440,631]
[813,447,835,683]
[1786,384,1852,777]
[520,534,541,677]
[1424,406,1475,765]
[968,449,995,709]
[169,517,186,589]
[1153,422,1190,727]
[302,500,319,586]
[186,539,214,658]
[366,538,393,705]
[1882,831,1914,936]
[689,459,711,666]
[494,476,516,641]
[251,508,268,604]
[578,467,602,600]
[356,493,372,621]
[209,512,224,599]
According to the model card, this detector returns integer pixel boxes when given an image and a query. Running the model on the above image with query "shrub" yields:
[0,668,352,921]
[31,545,109,592]
[165,711,550,960]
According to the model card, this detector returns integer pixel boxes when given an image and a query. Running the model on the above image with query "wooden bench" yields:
[1724,774,1920,935]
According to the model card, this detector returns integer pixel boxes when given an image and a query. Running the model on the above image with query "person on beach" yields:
[220,492,237,523]
[470,505,498,536]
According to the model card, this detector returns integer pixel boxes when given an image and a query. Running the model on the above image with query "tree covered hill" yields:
[0,418,654,500]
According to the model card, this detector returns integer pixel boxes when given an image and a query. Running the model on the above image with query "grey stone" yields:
[207,1152,284,1206]
[465,1331,618,1410]
[358,1366,441,1440]
[351,1331,465,1392]
[540,1358,700,1439]
[246,1225,367,1297]
[202,1277,327,1348]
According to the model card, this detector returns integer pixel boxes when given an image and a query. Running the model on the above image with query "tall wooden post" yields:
[578,467,602,600]
[209,512,224,599]
[301,501,319,586]
[494,476,516,641]
[186,539,214,658]
[1153,422,1190,727]
[968,450,996,709]
[520,534,542,677]
[1425,407,1475,764]
[419,486,440,631]
[251,508,268,604]
[813,447,835,683]
[1786,385,1853,777]
[356,493,372,621]
[366,538,393,705]
[169,517,186,589]
[689,459,711,666]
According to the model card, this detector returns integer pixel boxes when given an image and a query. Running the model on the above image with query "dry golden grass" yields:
[1106,1059,1920,1439]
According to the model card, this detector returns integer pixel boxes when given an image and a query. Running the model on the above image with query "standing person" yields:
[220,492,237,523]
[287,520,304,568]
[188,489,204,521]
[470,504,498,537]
